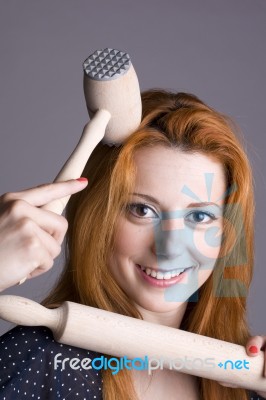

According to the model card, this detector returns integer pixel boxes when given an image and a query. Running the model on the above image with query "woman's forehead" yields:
[132,146,226,205]
[133,146,225,176]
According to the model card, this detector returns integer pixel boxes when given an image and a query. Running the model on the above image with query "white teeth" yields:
[139,265,186,280]
[145,268,152,275]
[157,272,164,279]
[164,272,172,280]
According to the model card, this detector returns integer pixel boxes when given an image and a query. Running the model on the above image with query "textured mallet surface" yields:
[83,48,131,81]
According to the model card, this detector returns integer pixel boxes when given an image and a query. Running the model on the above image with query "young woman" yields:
[0,89,265,399]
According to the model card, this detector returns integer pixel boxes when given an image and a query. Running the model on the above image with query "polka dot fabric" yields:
[0,325,103,399]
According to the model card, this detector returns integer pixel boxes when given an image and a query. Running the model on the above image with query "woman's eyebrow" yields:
[131,193,159,204]
[187,202,222,210]
[131,193,222,210]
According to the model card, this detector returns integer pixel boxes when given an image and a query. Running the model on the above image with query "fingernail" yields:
[76,177,88,182]
[248,345,258,354]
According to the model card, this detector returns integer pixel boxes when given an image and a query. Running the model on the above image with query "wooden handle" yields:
[42,109,111,215]
[0,295,265,392]
[0,295,62,329]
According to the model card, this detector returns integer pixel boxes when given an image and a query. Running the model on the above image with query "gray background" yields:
[0,0,265,335]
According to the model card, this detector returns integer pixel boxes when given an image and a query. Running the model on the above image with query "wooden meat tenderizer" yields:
[83,47,142,146]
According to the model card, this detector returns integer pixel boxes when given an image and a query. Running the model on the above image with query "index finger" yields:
[2,179,88,209]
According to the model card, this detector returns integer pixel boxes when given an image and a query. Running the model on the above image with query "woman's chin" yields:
[133,296,187,315]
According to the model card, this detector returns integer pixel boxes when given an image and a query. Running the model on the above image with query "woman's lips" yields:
[135,264,191,288]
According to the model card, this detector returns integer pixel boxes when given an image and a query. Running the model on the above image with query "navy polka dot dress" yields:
[0,325,103,399]
[0,325,265,399]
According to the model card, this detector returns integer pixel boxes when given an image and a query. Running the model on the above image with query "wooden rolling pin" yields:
[0,295,265,392]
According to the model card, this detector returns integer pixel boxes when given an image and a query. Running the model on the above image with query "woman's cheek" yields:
[114,219,152,255]
[192,222,223,263]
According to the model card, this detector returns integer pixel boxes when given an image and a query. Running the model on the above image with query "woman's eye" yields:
[185,211,217,224]
[127,203,158,219]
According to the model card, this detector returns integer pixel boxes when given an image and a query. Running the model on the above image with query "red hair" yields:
[43,89,254,400]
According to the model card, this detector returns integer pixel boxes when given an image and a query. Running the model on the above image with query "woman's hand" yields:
[0,179,88,292]
[218,335,266,398]
[0,110,110,291]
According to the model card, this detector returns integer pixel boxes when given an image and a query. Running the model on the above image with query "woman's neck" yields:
[135,302,188,329]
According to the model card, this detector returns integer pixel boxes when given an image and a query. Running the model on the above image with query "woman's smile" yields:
[135,263,194,288]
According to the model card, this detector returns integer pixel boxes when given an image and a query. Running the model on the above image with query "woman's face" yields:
[108,146,226,321]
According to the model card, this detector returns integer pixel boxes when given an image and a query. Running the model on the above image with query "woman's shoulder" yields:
[0,324,102,368]
[1,324,59,350]
[0,325,103,399]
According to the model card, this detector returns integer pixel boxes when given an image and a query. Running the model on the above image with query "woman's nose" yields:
[152,218,190,260]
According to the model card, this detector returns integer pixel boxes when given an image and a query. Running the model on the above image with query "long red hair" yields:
[43,89,254,400]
